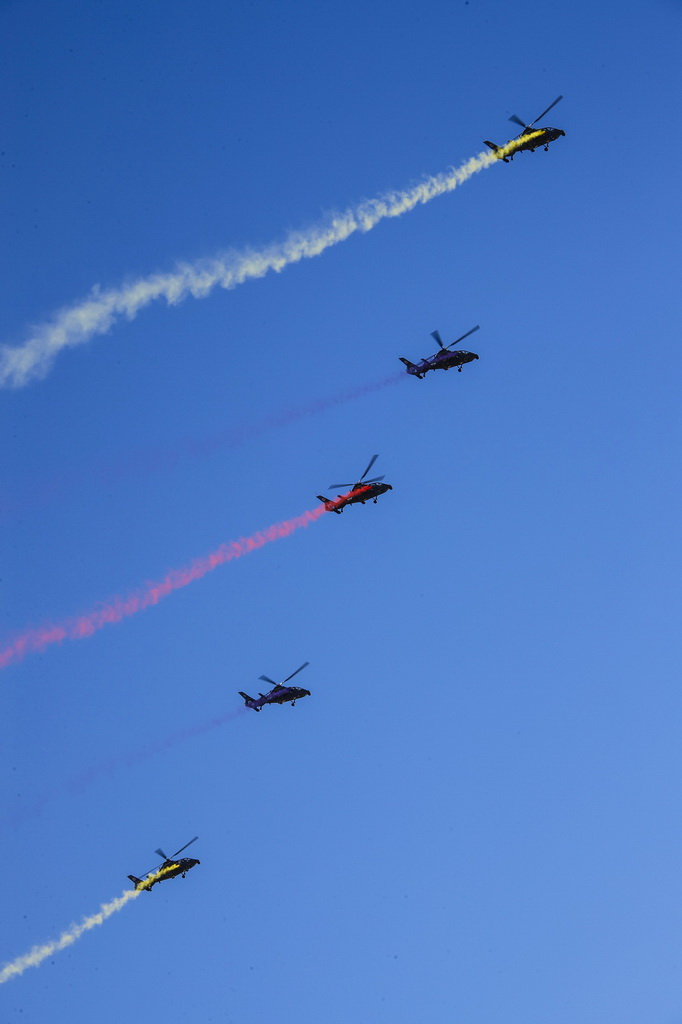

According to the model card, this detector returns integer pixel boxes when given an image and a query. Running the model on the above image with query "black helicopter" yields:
[484,95,565,162]
[128,836,200,892]
[400,325,480,378]
[316,454,392,514]
[239,662,311,711]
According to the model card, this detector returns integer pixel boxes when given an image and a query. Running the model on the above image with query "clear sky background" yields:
[1,0,681,1020]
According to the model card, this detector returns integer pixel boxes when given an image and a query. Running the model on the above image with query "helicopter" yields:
[239,662,311,711]
[400,325,480,378]
[316,454,392,514]
[484,95,565,162]
[128,836,200,892]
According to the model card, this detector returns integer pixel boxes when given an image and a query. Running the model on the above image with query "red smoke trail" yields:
[0,505,327,671]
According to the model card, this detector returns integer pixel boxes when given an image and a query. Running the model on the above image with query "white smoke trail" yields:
[0,883,145,984]
[0,142,525,389]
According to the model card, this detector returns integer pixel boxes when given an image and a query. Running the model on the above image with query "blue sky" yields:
[2,0,681,1020]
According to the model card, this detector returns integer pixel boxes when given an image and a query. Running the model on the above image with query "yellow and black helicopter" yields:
[484,95,565,163]
[316,454,392,514]
[128,836,200,892]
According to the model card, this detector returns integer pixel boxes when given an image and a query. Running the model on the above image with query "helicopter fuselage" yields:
[486,126,565,163]
[405,348,478,378]
[322,482,392,513]
[241,685,311,711]
[513,126,565,154]
[129,856,200,891]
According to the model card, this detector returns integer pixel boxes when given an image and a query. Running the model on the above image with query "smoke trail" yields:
[0,139,538,389]
[6,707,248,833]
[0,505,327,671]
[0,884,144,984]
[182,370,406,460]
[0,371,405,524]
[71,707,248,792]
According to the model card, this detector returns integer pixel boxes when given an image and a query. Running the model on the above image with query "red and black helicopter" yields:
[128,836,200,892]
[400,325,480,378]
[316,454,392,514]
[239,662,311,711]
[484,95,565,162]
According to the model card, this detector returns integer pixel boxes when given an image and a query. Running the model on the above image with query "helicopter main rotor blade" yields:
[447,325,480,349]
[282,662,310,684]
[171,836,199,858]
[140,861,164,878]
[430,329,444,347]
[259,674,278,687]
[327,483,353,490]
[527,94,563,128]
[358,454,380,483]
[154,848,169,861]
[362,475,385,484]
[508,113,528,129]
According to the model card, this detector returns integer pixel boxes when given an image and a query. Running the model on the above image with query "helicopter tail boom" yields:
[483,140,509,163]
[128,874,152,891]
[316,495,342,513]
[399,357,424,378]
[399,356,422,374]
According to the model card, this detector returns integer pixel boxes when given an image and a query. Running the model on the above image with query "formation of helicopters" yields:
[484,95,565,162]
[127,96,566,895]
